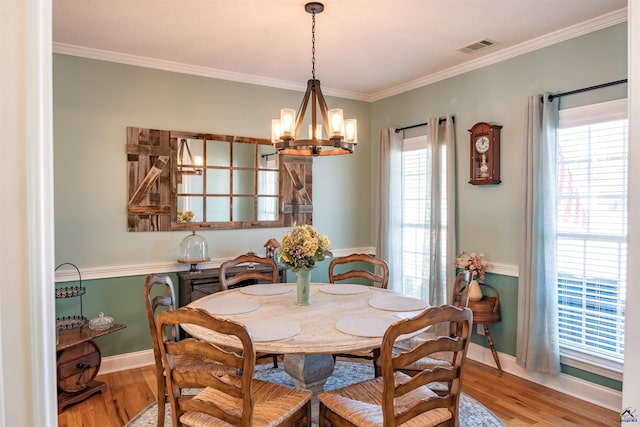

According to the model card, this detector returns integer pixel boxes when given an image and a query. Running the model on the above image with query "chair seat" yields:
[318,373,452,427]
[180,376,312,427]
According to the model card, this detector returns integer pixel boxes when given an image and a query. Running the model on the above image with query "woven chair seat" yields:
[180,376,311,427]
[318,373,451,427]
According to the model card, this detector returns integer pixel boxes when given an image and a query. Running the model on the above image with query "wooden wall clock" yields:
[468,122,502,185]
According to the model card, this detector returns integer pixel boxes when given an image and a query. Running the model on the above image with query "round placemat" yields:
[240,285,292,296]
[318,284,370,295]
[198,297,260,315]
[243,318,300,342]
[335,315,397,338]
[368,295,427,312]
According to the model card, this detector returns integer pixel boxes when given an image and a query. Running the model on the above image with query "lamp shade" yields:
[328,108,344,138]
[280,109,296,138]
[344,119,358,143]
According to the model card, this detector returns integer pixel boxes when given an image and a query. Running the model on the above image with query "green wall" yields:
[53,23,626,392]
[53,55,372,267]
[369,23,626,391]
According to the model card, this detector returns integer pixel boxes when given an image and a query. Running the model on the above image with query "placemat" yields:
[368,295,428,311]
[242,318,300,342]
[239,284,292,296]
[318,284,370,295]
[198,297,260,315]
[335,315,397,337]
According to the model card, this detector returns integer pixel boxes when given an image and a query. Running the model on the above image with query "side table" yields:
[457,283,502,372]
[56,324,126,413]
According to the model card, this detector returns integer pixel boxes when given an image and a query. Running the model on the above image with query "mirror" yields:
[127,127,313,232]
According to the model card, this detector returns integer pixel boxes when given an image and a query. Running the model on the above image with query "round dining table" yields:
[184,282,428,400]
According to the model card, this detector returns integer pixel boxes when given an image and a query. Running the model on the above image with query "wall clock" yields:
[468,122,502,185]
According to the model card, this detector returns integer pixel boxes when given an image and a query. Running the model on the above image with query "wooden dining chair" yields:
[318,305,473,427]
[376,270,474,377]
[219,251,279,290]
[219,252,281,368]
[328,253,390,369]
[156,306,312,427]
[143,274,236,427]
[328,253,389,289]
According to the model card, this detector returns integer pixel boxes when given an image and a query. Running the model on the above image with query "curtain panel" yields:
[516,94,561,375]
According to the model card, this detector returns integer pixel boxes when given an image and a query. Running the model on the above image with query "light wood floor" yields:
[57,358,619,427]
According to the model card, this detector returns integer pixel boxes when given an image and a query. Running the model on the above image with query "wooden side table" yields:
[56,324,126,413]
[456,283,502,372]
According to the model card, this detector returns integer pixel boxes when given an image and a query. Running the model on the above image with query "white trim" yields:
[560,353,623,382]
[52,8,627,103]
[105,344,621,412]
[560,98,628,127]
[99,349,155,375]
[54,247,378,282]
[467,343,622,412]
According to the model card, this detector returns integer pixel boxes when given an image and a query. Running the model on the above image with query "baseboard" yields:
[467,343,622,412]
[103,344,621,412]
[99,349,154,375]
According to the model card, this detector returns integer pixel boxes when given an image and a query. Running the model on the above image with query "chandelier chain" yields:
[311,10,316,81]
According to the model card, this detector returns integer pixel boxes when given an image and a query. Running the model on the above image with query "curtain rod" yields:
[395,116,455,133]
[547,79,627,102]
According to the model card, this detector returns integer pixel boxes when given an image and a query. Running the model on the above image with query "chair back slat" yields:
[219,251,278,291]
[328,253,389,288]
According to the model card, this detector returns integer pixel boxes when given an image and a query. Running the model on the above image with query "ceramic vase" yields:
[295,269,312,305]
[468,279,483,302]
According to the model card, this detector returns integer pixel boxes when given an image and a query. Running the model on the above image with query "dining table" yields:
[183,282,429,414]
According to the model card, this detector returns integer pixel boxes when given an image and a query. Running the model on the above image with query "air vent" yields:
[458,39,496,54]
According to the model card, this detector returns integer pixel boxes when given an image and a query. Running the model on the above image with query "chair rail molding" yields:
[55,248,520,282]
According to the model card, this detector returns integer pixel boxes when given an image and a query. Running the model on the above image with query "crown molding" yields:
[369,8,628,101]
[52,8,626,104]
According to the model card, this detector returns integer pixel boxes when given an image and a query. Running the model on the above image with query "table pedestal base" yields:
[284,354,335,425]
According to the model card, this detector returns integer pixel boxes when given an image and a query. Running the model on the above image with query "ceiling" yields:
[52,0,627,102]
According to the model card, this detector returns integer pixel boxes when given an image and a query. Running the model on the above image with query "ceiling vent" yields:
[458,39,496,54]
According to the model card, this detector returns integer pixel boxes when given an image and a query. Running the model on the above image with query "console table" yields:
[177,264,287,307]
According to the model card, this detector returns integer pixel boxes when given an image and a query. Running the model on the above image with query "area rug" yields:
[126,361,505,427]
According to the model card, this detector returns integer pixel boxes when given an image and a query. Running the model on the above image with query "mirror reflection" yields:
[175,134,279,227]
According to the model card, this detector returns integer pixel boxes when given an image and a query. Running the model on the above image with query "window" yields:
[399,136,448,299]
[556,99,627,377]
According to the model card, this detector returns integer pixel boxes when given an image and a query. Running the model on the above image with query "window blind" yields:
[557,99,628,367]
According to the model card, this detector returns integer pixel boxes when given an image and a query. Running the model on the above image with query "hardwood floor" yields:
[57,359,619,426]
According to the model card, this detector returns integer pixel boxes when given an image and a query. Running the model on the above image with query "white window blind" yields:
[400,136,447,299]
[557,99,627,372]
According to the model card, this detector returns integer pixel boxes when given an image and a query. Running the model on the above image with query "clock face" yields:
[475,136,490,153]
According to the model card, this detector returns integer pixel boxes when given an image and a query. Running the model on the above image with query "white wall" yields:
[0,1,57,426]
[622,0,639,416]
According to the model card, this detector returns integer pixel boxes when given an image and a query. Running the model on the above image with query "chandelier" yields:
[271,2,357,157]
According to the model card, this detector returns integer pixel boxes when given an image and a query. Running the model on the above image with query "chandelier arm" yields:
[313,80,332,139]
[293,80,314,139]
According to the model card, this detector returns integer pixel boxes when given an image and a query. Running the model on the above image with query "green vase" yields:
[295,269,312,305]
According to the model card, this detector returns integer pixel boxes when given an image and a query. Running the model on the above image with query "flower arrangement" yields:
[177,210,195,223]
[279,224,332,272]
[454,251,488,282]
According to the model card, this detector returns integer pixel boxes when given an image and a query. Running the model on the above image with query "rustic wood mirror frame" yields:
[127,127,312,232]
